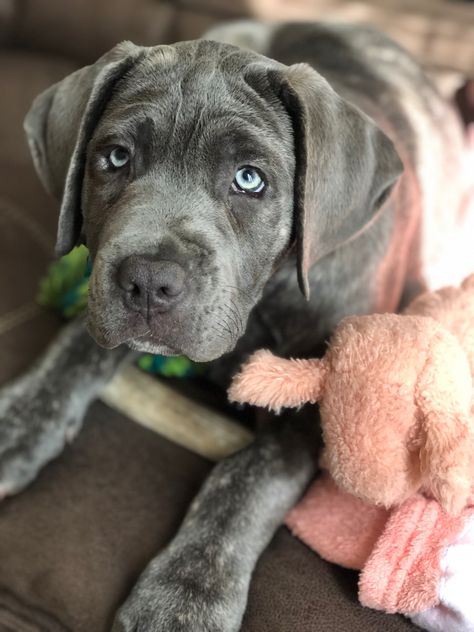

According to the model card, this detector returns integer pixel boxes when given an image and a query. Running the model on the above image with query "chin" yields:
[126,335,236,363]
[87,309,238,361]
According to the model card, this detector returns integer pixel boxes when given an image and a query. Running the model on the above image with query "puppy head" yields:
[24,40,401,361]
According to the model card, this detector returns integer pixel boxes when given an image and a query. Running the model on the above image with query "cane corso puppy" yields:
[0,20,469,631]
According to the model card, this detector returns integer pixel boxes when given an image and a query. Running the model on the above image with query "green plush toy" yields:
[37,246,203,378]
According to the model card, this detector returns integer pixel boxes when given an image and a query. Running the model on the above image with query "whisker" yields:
[216,304,239,338]
[228,297,243,333]
[214,312,233,337]
[218,291,244,336]
[222,302,239,333]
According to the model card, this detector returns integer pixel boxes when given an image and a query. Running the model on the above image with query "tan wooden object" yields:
[100,366,254,461]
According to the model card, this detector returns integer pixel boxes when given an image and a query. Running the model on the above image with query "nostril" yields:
[120,279,139,294]
[160,283,183,298]
[118,263,136,294]
[119,277,141,299]
[130,283,141,297]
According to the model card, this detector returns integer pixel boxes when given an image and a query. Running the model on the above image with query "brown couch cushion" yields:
[0,52,74,382]
[244,531,414,632]
[0,0,15,43]
[0,195,59,383]
[10,0,177,64]
[0,402,414,632]
[0,403,212,632]
[0,52,76,168]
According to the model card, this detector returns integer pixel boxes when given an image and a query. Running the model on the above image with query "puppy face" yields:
[25,40,402,362]
[81,46,295,360]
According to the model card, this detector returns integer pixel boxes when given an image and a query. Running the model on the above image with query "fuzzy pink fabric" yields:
[359,496,474,614]
[412,514,474,631]
[286,473,389,570]
[287,485,474,615]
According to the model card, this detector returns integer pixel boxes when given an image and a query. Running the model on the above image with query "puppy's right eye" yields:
[232,166,265,195]
[107,146,130,169]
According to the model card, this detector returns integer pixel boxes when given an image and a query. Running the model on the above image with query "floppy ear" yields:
[24,41,144,256]
[268,63,403,298]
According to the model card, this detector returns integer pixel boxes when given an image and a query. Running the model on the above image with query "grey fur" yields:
[0,20,466,631]
[0,318,131,497]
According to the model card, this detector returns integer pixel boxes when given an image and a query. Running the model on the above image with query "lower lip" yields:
[135,337,180,356]
[154,345,179,356]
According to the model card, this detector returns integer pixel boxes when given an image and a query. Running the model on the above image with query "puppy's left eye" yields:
[107,146,130,169]
[232,166,266,195]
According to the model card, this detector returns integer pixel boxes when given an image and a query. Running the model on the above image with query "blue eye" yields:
[232,166,266,195]
[108,146,130,169]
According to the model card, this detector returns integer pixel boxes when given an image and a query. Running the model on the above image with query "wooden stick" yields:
[100,366,254,461]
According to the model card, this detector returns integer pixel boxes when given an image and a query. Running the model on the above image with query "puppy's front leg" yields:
[0,317,132,495]
[113,410,319,632]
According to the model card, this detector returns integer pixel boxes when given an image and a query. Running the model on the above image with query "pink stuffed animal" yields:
[229,275,474,631]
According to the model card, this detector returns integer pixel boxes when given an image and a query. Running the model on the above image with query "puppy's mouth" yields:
[126,336,181,356]
[86,277,247,362]
[86,311,237,363]
[87,317,182,356]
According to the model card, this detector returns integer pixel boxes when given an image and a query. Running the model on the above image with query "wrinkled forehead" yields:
[119,41,248,103]
[116,40,259,105]
[98,40,292,149]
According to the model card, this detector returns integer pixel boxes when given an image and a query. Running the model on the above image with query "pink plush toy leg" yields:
[359,495,474,615]
[411,514,474,632]
[285,473,389,570]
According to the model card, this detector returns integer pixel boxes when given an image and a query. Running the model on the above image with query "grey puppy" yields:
[0,20,468,631]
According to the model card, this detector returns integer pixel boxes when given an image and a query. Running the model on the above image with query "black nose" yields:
[118,255,186,315]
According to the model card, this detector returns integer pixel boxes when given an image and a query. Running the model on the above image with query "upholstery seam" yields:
[0,585,70,632]
[0,302,42,337]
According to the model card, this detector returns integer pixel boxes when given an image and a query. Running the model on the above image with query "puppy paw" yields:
[112,549,248,632]
[0,372,84,496]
